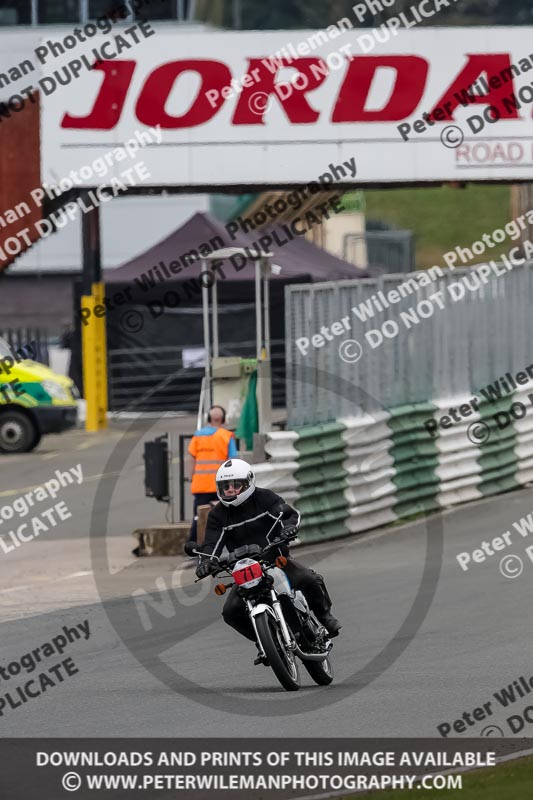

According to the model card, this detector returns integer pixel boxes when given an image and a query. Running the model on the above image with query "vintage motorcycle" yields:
[194,533,334,692]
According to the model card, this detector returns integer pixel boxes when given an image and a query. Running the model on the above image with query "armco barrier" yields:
[255,384,533,543]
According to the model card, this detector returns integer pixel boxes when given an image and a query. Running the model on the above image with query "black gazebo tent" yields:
[79,212,367,411]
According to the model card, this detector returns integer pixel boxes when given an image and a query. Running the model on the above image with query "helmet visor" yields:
[217,478,249,500]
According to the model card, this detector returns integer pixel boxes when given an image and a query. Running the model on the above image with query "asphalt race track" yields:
[2,422,533,739]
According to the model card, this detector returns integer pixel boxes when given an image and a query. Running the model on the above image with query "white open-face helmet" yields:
[216,459,256,507]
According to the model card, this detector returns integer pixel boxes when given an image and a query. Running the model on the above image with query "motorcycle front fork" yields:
[247,593,295,658]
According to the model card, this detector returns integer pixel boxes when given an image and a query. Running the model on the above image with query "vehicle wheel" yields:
[255,612,300,692]
[0,411,37,453]
[303,655,334,685]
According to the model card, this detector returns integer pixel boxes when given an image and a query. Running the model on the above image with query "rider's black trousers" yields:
[221,559,333,642]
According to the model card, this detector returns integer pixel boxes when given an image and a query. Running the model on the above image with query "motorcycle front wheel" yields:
[255,613,300,692]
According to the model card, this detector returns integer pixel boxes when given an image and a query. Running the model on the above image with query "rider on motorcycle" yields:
[196,459,342,662]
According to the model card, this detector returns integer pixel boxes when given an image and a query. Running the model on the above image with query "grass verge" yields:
[336,755,533,800]
[342,185,511,269]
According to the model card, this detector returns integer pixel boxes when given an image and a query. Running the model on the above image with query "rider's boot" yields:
[300,571,342,638]
[316,611,342,638]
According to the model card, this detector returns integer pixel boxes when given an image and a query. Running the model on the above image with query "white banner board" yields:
[40,26,533,186]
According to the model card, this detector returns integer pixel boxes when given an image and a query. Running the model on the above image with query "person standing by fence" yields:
[187,405,237,545]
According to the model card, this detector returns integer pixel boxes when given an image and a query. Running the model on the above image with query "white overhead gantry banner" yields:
[40,27,533,186]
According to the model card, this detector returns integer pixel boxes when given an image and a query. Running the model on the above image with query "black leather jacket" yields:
[201,487,300,559]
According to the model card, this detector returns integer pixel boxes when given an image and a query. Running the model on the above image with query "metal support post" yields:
[201,260,212,422]
[262,259,271,359]
[255,260,262,360]
[167,432,175,524]
[212,271,219,358]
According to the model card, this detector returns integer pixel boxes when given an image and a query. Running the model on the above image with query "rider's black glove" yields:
[196,559,214,579]
[281,525,299,540]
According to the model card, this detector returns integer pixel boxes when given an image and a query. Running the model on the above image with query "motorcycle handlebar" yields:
[193,534,299,580]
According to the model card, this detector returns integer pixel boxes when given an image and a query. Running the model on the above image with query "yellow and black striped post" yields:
[81,282,108,432]
[81,199,108,432]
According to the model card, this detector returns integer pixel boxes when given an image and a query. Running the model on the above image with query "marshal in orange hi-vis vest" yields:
[189,427,235,494]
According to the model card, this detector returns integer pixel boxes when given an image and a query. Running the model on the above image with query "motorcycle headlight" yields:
[42,380,70,401]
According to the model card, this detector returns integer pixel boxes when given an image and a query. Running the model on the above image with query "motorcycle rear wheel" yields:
[256,613,300,692]
[303,655,334,685]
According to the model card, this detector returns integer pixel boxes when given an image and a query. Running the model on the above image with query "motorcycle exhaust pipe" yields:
[293,644,330,662]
